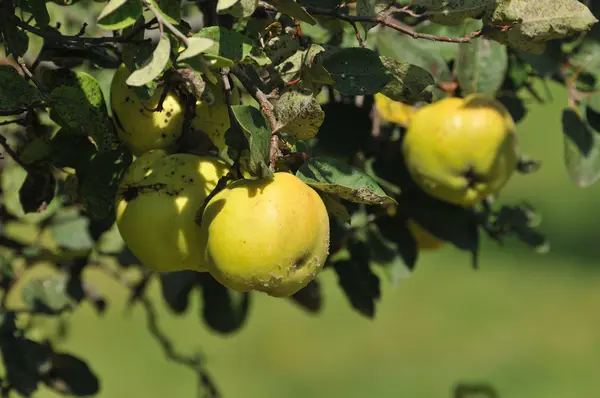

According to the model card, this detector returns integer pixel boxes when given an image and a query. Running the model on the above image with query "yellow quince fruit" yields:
[115,149,230,273]
[192,79,240,153]
[402,94,519,207]
[374,93,416,128]
[110,64,184,156]
[199,172,330,297]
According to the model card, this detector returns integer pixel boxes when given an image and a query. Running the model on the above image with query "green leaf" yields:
[125,33,171,87]
[177,37,216,61]
[199,274,251,335]
[18,166,57,214]
[80,146,132,220]
[97,0,143,30]
[47,130,98,170]
[376,27,452,91]
[288,280,322,314]
[96,221,125,254]
[0,66,43,111]
[273,89,324,140]
[373,215,418,285]
[320,192,351,225]
[484,0,598,53]
[356,0,394,32]
[266,0,317,25]
[297,0,340,8]
[413,0,492,25]
[230,105,273,179]
[21,275,75,313]
[27,0,50,26]
[149,0,181,24]
[42,352,100,397]
[51,211,95,252]
[121,18,158,100]
[296,157,396,205]
[45,69,116,152]
[323,47,392,96]
[0,4,29,58]
[1,165,61,224]
[196,26,271,66]
[562,108,600,188]
[412,19,484,62]
[217,0,258,19]
[379,56,435,104]
[455,37,508,96]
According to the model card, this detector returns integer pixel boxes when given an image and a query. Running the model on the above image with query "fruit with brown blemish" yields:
[199,172,330,297]
[110,64,185,156]
[115,149,230,273]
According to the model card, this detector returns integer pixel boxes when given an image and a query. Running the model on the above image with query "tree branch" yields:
[144,0,189,47]
[305,6,482,43]
[230,65,280,171]
[0,135,29,170]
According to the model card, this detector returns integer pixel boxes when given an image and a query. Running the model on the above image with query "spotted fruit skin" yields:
[110,64,184,156]
[115,150,230,273]
[200,172,330,297]
[402,94,519,207]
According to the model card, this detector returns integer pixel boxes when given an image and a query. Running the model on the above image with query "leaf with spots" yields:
[484,0,597,53]
[378,56,435,104]
[296,157,396,205]
[455,37,508,96]
[0,65,43,112]
[322,47,392,96]
[273,89,325,140]
[230,105,273,179]
[21,275,76,313]
[413,0,493,25]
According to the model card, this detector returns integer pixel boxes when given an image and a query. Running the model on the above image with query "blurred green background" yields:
[19,80,600,398]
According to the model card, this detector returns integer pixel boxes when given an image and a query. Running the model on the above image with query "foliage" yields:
[0,0,598,396]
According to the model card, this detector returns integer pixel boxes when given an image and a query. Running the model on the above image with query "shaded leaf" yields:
[217,0,258,18]
[455,37,508,96]
[198,274,251,335]
[562,107,600,187]
[413,0,492,25]
[266,0,317,25]
[288,279,323,314]
[296,156,396,205]
[97,0,143,30]
[27,0,51,26]
[149,0,181,24]
[230,105,273,179]
[0,3,29,58]
[44,69,116,152]
[273,89,324,140]
[0,65,43,111]
[47,130,98,170]
[373,215,417,285]
[196,26,270,66]
[126,33,171,87]
[356,0,394,32]
[379,56,435,104]
[484,0,597,53]
[43,352,100,396]
[51,210,95,252]
[121,17,158,100]
[159,270,199,314]
[0,337,52,396]
[18,166,57,214]
[96,222,125,254]
[323,47,392,95]
[413,19,484,62]
[333,252,380,318]
[320,192,351,225]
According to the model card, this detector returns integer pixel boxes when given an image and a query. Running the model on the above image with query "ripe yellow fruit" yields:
[374,93,416,127]
[199,172,330,297]
[191,79,240,152]
[110,64,184,156]
[115,149,230,273]
[406,219,444,251]
[402,94,519,207]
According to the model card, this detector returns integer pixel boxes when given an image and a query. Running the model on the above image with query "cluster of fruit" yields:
[111,65,330,297]
[111,62,520,298]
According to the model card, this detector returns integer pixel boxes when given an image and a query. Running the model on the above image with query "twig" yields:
[0,119,25,127]
[349,20,364,47]
[144,0,189,47]
[0,135,29,170]
[230,65,280,171]
[305,6,482,43]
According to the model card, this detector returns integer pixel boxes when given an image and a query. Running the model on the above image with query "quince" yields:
[402,94,519,207]
[110,64,184,156]
[192,79,240,152]
[199,172,330,297]
[374,93,416,127]
[115,149,230,273]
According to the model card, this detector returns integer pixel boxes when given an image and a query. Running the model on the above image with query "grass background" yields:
[14,77,600,398]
